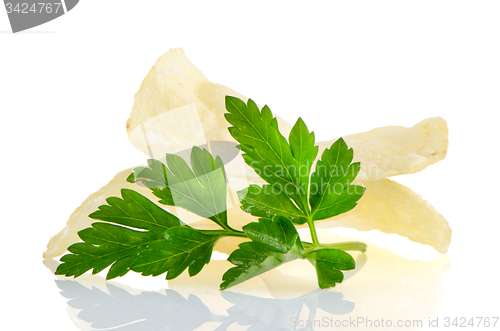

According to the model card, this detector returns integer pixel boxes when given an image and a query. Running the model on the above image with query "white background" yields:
[1,1,499,330]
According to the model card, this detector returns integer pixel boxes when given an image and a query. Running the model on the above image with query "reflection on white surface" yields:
[56,279,354,331]
[49,235,449,331]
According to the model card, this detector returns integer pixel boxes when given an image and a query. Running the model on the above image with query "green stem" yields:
[306,217,320,247]
[302,241,367,252]
[200,229,247,238]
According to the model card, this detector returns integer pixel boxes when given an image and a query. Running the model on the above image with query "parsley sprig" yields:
[55,97,366,289]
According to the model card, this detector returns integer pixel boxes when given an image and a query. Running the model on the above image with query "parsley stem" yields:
[324,241,367,252]
[306,218,320,247]
[200,229,247,238]
[303,241,367,252]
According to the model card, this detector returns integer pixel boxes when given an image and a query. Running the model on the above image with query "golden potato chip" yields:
[127,48,234,143]
[209,179,451,254]
[234,117,448,188]
[315,178,451,253]
[127,48,291,159]
[327,117,448,182]
[43,169,162,259]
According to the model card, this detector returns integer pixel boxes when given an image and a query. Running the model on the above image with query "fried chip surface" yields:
[127,48,291,159]
[211,178,451,254]
[127,48,239,144]
[326,117,448,182]
[43,169,161,259]
[316,178,452,253]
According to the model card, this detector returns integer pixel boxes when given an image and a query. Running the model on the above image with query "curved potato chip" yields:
[127,48,291,157]
[215,176,451,254]
[126,48,291,162]
[43,168,162,259]
[127,48,233,143]
[325,117,448,182]
[316,178,451,253]
[208,178,451,254]
[232,117,448,188]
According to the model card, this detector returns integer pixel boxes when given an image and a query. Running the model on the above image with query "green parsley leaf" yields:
[220,216,304,290]
[225,97,364,238]
[131,227,223,279]
[289,117,319,196]
[306,248,356,288]
[224,96,365,288]
[309,137,365,221]
[238,184,306,224]
[127,146,229,229]
[55,189,181,279]
[224,97,316,214]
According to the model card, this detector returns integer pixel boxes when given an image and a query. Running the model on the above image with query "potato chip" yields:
[315,178,451,253]
[230,117,448,188]
[210,178,451,254]
[43,169,162,259]
[127,48,292,159]
[127,48,235,143]
[330,117,448,182]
